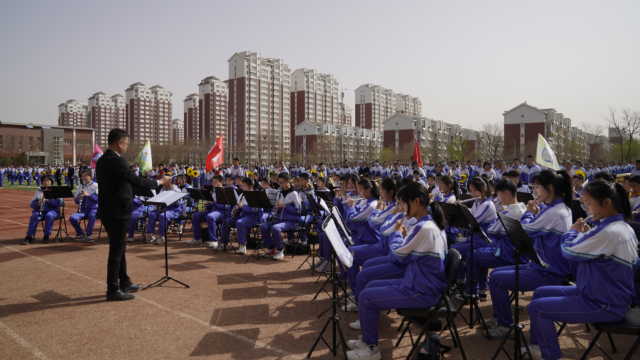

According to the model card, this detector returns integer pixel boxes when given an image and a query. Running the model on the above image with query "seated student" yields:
[145,179,182,245]
[527,180,638,360]
[69,170,99,242]
[127,195,150,242]
[260,172,301,260]
[188,175,220,247]
[221,177,264,255]
[23,176,63,244]
[572,173,586,200]
[487,170,574,338]
[628,175,640,221]
[345,182,448,360]
[343,179,379,245]
[345,178,398,297]
[470,179,527,297]
[433,175,458,204]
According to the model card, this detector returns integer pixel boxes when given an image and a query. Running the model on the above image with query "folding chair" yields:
[580,307,640,360]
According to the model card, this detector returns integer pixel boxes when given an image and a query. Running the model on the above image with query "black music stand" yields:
[43,186,74,242]
[216,187,238,207]
[491,213,540,360]
[315,190,334,204]
[134,187,154,243]
[188,188,213,202]
[307,215,351,359]
[439,202,491,330]
[143,191,190,290]
[243,191,274,261]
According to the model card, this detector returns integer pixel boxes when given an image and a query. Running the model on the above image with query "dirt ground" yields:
[0,189,635,359]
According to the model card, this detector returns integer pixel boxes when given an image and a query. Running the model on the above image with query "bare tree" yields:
[607,108,640,162]
[480,121,504,161]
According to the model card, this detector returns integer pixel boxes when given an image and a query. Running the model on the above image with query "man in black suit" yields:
[97,129,169,301]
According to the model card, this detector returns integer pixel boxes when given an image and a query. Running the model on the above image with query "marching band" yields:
[9,157,640,360]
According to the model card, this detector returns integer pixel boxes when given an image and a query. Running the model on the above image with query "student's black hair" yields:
[107,128,128,145]
[80,169,92,177]
[380,177,397,199]
[593,171,615,183]
[494,179,517,197]
[629,175,640,185]
[357,178,380,199]
[531,170,572,207]
[437,174,460,199]
[212,175,223,183]
[583,180,631,220]
[468,176,491,198]
[396,182,446,230]
[277,172,290,180]
[240,177,253,187]
[41,175,53,185]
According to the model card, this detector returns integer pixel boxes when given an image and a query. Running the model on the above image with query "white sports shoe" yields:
[149,234,158,243]
[346,345,380,360]
[345,297,359,312]
[235,245,247,254]
[186,239,200,246]
[155,236,165,245]
[273,249,285,260]
[349,320,361,330]
[347,337,367,350]
[127,236,135,243]
[206,241,219,249]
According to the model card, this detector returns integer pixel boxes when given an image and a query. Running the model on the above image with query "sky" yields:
[1,0,638,131]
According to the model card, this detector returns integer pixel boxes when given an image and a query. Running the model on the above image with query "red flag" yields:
[206,137,224,172]
[90,144,103,169]
[412,142,423,167]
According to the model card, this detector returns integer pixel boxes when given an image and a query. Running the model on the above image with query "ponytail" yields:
[397,181,447,230]
[429,202,447,230]
[532,170,572,207]
[584,180,631,220]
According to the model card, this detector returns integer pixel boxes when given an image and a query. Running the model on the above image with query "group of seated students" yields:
[322,170,639,360]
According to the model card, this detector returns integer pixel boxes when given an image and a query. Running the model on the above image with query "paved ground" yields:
[0,188,635,359]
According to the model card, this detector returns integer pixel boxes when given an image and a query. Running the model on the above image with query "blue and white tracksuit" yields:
[146,185,184,237]
[260,189,302,250]
[26,190,62,238]
[344,198,378,245]
[489,200,572,327]
[221,193,265,246]
[358,216,447,346]
[69,181,99,237]
[127,196,149,238]
[528,215,638,360]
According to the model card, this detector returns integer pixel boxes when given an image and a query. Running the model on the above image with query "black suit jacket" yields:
[96,149,157,220]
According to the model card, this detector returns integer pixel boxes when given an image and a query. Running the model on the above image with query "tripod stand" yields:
[307,248,348,358]
[491,214,537,360]
[143,205,190,289]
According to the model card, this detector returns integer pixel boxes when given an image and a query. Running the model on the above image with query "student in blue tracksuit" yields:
[69,170,99,242]
[221,177,264,255]
[346,181,448,360]
[260,172,302,260]
[527,180,639,360]
[343,179,379,245]
[23,176,63,244]
[487,170,574,338]
[127,195,149,242]
[471,179,527,298]
[145,181,183,245]
[345,178,398,297]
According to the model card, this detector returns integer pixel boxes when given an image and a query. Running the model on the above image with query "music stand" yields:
[439,202,491,330]
[216,187,238,207]
[307,215,352,359]
[43,186,74,242]
[315,190,334,205]
[187,188,213,202]
[143,191,190,290]
[242,191,274,261]
[491,213,539,360]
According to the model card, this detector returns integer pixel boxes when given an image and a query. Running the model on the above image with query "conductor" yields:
[97,129,169,301]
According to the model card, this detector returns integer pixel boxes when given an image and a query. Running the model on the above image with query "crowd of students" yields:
[16,157,640,360]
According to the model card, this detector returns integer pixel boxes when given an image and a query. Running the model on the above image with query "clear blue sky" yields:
[1,0,638,131]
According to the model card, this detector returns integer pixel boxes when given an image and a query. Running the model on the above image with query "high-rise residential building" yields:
[198,76,228,147]
[183,93,200,145]
[171,118,184,145]
[125,82,172,145]
[227,51,291,163]
[355,84,422,132]
[58,99,89,128]
[88,92,126,147]
[290,68,340,149]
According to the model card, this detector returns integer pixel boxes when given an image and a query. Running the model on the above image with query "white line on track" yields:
[0,320,49,360]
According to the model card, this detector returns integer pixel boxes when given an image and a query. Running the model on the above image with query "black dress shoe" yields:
[120,283,141,293]
[22,236,33,245]
[42,236,50,244]
[106,290,135,301]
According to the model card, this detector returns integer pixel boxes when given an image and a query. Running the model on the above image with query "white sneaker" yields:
[186,239,200,246]
[346,345,380,360]
[235,245,246,254]
[273,249,285,260]
[177,224,184,234]
[521,345,542,360]
[149,234,157,243]
[84,235,94,243]
[127,236,135,243]
[487,325,511,339]
[206,241,219,249]
[346,297,359,312]
[155,236,165,245]
[349,320,361,330]
[347,337,367,350]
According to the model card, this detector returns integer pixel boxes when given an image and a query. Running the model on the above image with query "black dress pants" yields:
[102,217,131,293]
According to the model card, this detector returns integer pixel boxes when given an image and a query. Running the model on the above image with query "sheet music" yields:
[319,198,331,213]
[146,190,187,206]
[331,207,353,245]
[323,218,353,268]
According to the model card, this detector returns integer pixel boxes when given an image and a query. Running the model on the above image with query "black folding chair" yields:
[580,307,640,360]
[395,248,468,360]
